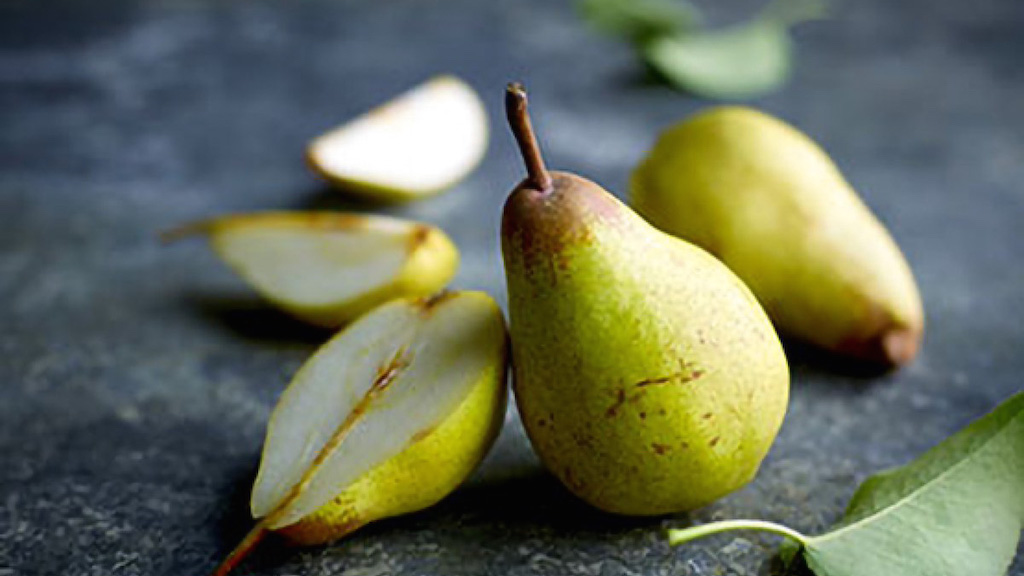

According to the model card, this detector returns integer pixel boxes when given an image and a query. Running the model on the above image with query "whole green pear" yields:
[631,107,924,367]
[501,85,789,515]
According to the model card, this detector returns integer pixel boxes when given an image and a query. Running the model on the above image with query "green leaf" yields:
[669,392,1024,576]
[639,0,825,99]
[577,0,700,43]
[643,18,792,99]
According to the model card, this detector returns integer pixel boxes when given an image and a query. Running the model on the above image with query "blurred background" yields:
[0,0,1021,574]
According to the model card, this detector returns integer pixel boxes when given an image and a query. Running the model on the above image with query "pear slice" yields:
[307,75,489,201]
[163,211,459,327]
[211,292,509,576]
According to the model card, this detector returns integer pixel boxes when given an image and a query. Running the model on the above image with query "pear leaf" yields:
[577,0,700,43]
[633,0,824,99]
[669,391,1024,576]
[642,18,791,99]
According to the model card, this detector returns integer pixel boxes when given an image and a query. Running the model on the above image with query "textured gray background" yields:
[1,0,1022,574]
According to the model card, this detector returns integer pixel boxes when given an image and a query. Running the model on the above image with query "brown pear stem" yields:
[210,522,268,576]
[505,83,553,193]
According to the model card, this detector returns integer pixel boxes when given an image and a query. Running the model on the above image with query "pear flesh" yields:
[501,85,789,516]
[164,211,459,327]
[213,292,508,575]
[307,75,489,200]
[631,107,924,366]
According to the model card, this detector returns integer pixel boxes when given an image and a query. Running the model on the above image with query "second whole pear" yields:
[632,107,924,367]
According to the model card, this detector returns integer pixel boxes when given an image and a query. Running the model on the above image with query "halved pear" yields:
[163,211,459,327]
[307,75,489,201]
[211,291,509,576]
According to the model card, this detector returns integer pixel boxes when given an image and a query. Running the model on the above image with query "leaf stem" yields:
[668,519,809,547]
[505,83,553,194]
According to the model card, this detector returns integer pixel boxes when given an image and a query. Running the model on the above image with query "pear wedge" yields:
[163,211,459,327]
[307,75,488,201]
[632,107,924,367]
[211,292,509,576]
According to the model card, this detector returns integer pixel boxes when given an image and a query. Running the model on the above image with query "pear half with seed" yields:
[307,75,489,201]
[211,292,509,576]
[163,211,459,328]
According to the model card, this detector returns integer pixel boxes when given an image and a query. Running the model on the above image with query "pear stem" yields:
[209,522,269,576]
[505,83,553,193]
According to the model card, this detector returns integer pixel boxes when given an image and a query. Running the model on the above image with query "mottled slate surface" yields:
[0,0,1021,574]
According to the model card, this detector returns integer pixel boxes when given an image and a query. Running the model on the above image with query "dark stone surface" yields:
[0,0,1021,574]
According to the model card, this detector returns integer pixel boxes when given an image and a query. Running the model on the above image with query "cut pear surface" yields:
[211,292,508,576]
[163,212,459,327]
[307,75,489,200]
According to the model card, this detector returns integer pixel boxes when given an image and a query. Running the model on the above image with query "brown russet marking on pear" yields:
[563,466,585,492]
[880,327,920,366]
[634,375,673,387]
[410,426,436,444]
[651,442,671,455]
[278,517,366,547]
[418,291,458,314]
[702,412,713,420]
[830,285,922,367]
[210,347,412,576]
[836,326,920,367]
[305,212,367,231]
[709,436,720,448]
[835,302,921,367]
[633,368,704,389]
[505,175,618,246]
[605,388,627,418]
[406,225,432,253]
[572,432,596,451]
[502,175,598,274]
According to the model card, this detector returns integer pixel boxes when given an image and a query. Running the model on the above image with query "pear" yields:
[163,211,459,328]
[500,85,789,516]
[307,75,488,201]
[631,107,924,366]
[211,291,509,576]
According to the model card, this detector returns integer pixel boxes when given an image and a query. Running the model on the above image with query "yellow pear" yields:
[501,85,789,515]
[211,292,508,576]
[307,75,488,201]
[631,107,924,367]
[163,211,458,328]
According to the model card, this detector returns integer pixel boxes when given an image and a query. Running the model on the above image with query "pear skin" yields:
[631,107,924,367]
[501,85,789,515]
